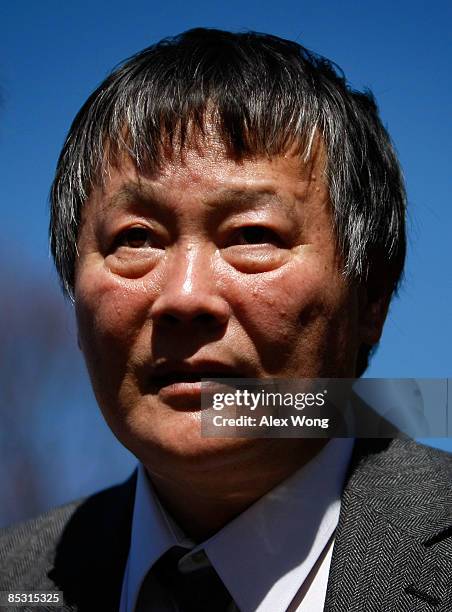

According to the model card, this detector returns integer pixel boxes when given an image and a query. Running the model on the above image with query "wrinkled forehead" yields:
[91,125,330,214]
[97,111,327,191]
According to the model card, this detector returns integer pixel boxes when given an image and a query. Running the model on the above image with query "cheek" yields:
[74,265,157,389]
[224,259,357,375]
[228,259,328,331]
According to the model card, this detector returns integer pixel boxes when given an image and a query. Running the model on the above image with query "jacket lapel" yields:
[324,439,452,611]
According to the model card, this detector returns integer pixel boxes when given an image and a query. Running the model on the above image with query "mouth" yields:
[149,362,244,408]
[153,371,226,387]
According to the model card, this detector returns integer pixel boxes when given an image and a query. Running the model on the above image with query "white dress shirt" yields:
[120,438,354,612]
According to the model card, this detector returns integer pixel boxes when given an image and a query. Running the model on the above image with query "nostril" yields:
[195,313,220,326]
[156,311,225,328]
[159,312,184,326]
[150,290,231,327]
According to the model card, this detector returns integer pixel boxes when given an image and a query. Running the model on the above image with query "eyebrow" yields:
[100,182,298,218]
[100,183,160,214]
[203,188,287,211]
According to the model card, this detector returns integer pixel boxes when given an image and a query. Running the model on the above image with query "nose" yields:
[150,244,231,329]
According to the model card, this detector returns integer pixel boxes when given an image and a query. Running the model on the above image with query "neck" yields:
[145,438,328,541]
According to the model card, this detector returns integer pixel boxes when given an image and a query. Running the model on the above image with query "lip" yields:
[151,360,245,381]
[149,361,245,408]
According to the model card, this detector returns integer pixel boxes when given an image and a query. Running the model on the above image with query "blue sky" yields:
[0,1,451,523]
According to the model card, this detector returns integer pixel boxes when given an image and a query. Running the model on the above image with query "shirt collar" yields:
[122,462,193,612]
[122,438,353,612]
[201,438,353,611]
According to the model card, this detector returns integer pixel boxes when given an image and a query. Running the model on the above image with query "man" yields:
[1,28,451,612]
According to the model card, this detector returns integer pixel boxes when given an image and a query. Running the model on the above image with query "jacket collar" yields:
[325,439,452,611]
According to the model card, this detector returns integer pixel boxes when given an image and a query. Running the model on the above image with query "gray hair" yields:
[50,28,406,373]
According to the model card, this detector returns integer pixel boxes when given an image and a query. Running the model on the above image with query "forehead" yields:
[92,134,329,213]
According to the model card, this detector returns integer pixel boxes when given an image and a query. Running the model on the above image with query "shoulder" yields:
[0,499,84,590]
[342,438,452,541]
[349,438,452,487]
[0,473,137,609]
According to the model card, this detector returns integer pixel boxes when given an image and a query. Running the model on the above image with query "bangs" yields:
[104,99,318,176]
[77,30,325,184]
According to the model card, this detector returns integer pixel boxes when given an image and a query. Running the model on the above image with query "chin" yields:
[130,421,269,473]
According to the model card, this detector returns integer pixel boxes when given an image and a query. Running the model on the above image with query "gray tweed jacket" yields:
[1,439,452,611]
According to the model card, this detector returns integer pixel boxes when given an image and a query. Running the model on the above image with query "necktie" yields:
[135,546,236,611]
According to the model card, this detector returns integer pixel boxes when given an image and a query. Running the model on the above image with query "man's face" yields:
[75,137,374,473]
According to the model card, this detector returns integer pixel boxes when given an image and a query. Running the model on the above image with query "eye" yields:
[222,225,290,273]
[115,227,154,249]
[233,226,283,246]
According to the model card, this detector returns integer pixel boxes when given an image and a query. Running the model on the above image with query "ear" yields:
[358,284,392,346]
